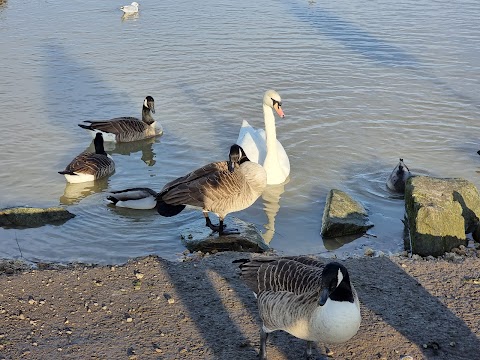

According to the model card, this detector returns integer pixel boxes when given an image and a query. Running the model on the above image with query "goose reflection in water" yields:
[260,178,289,244]
[91,136,158,166]
[60,176,110,205]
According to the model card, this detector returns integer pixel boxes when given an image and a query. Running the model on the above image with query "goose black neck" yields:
[329,274,355,303]
[94,134,107,156]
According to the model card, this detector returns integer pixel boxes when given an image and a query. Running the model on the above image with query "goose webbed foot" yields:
[205,218,239,236]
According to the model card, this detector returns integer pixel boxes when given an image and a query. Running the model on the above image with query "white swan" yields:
[236,90,290,185]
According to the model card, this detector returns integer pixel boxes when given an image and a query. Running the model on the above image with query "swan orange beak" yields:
[274,104,285,118]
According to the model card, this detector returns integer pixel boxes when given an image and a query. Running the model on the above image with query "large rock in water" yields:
[180,217,270,253]
[404,176,480,256]
[321,189,374,238]
[0,206,75,228]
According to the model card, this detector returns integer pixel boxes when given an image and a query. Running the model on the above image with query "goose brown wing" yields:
[61,153,113,176]
[160,161,229,193]
[159,167,242,208]
[83,117,146,135]
[241,257,324,296]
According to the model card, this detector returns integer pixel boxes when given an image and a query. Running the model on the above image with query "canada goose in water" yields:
[105,147,239,210]
[156,144,267,235]
[78,96,162,142]
[239,257,361,359]
[59,133,115,184]
[120,1,139,14]
[107,187,158,209]
[236,90,290,185]
[386,158,411,193]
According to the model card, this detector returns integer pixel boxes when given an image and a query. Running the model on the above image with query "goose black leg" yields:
[259,328,269,360]
[305,341,316,359]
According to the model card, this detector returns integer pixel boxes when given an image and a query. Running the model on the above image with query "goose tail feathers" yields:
[58,170,76,175]
[156,200,186,217]
[78,123,94,131]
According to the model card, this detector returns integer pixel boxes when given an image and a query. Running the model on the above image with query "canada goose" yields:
[386,158,411,193]
[107,149,239,211]
[78,96,162,142]
[59,133,115,184]
[107,187,158,209]
[120,2,139,13]
[156,144,267,235]
[236,90,290,185]
[239,257,361,359]
[105,150,236,210]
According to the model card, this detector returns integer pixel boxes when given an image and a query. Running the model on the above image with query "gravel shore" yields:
[0,252,479,360]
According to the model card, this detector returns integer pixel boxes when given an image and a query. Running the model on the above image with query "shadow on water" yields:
[282,0,480,108]
[286,0,420,69]
[42,42,134,132]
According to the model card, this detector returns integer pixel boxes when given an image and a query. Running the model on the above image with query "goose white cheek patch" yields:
[337,269,344,287]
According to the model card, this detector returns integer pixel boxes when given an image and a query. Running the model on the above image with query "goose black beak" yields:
[227,160,235,172]
[319,288,329,306]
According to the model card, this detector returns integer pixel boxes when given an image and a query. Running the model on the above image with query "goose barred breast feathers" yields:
[239,256,361,359]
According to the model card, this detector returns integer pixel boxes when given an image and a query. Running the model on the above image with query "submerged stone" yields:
[321,189,374,238]
[180,217,269,253]
[0,206,75,228]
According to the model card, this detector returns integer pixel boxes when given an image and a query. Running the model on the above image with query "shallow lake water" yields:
[0,0,479,264]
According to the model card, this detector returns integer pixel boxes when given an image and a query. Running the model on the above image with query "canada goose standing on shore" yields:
[59,133,115,184]
[78,96,162,142]
[239,256,361,359]
[156,144,267,235]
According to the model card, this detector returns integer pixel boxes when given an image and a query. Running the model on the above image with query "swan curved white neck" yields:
[263,103,281,182]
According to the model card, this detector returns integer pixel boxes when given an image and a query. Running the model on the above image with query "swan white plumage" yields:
[236,90,290,185]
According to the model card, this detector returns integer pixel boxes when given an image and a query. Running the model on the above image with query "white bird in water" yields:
[120,2,139,14]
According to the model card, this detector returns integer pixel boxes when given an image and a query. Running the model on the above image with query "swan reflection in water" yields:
[60,176,110,205]
[260,178,289,244]
[91,136,158,166]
